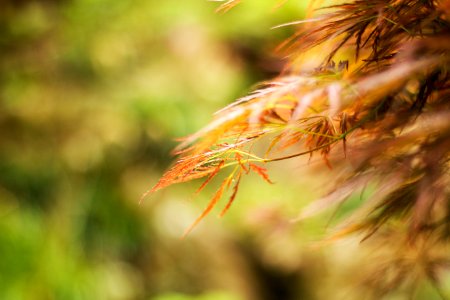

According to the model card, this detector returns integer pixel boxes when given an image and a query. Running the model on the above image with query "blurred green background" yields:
[1,0,449,299]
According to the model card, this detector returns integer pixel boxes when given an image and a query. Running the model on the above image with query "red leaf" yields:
[250,163,274,184]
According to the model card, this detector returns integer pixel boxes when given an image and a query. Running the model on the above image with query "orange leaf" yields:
[265,132,284,156]
[235,153,249,173]
[219,173,241,217]
[183,177,231,237]
[250,163,274,184]
[216,0,241,13]
[195,160,225,194]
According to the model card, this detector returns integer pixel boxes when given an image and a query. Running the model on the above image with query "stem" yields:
[263,141,337,162]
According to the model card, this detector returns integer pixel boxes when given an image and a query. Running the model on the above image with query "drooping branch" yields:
[148,0,450,246]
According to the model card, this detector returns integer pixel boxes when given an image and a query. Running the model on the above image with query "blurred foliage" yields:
[0,0,448,299]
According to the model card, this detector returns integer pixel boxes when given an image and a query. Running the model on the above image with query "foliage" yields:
[152,0,450,295]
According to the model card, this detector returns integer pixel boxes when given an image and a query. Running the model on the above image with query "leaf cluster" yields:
[149,0,450,264]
